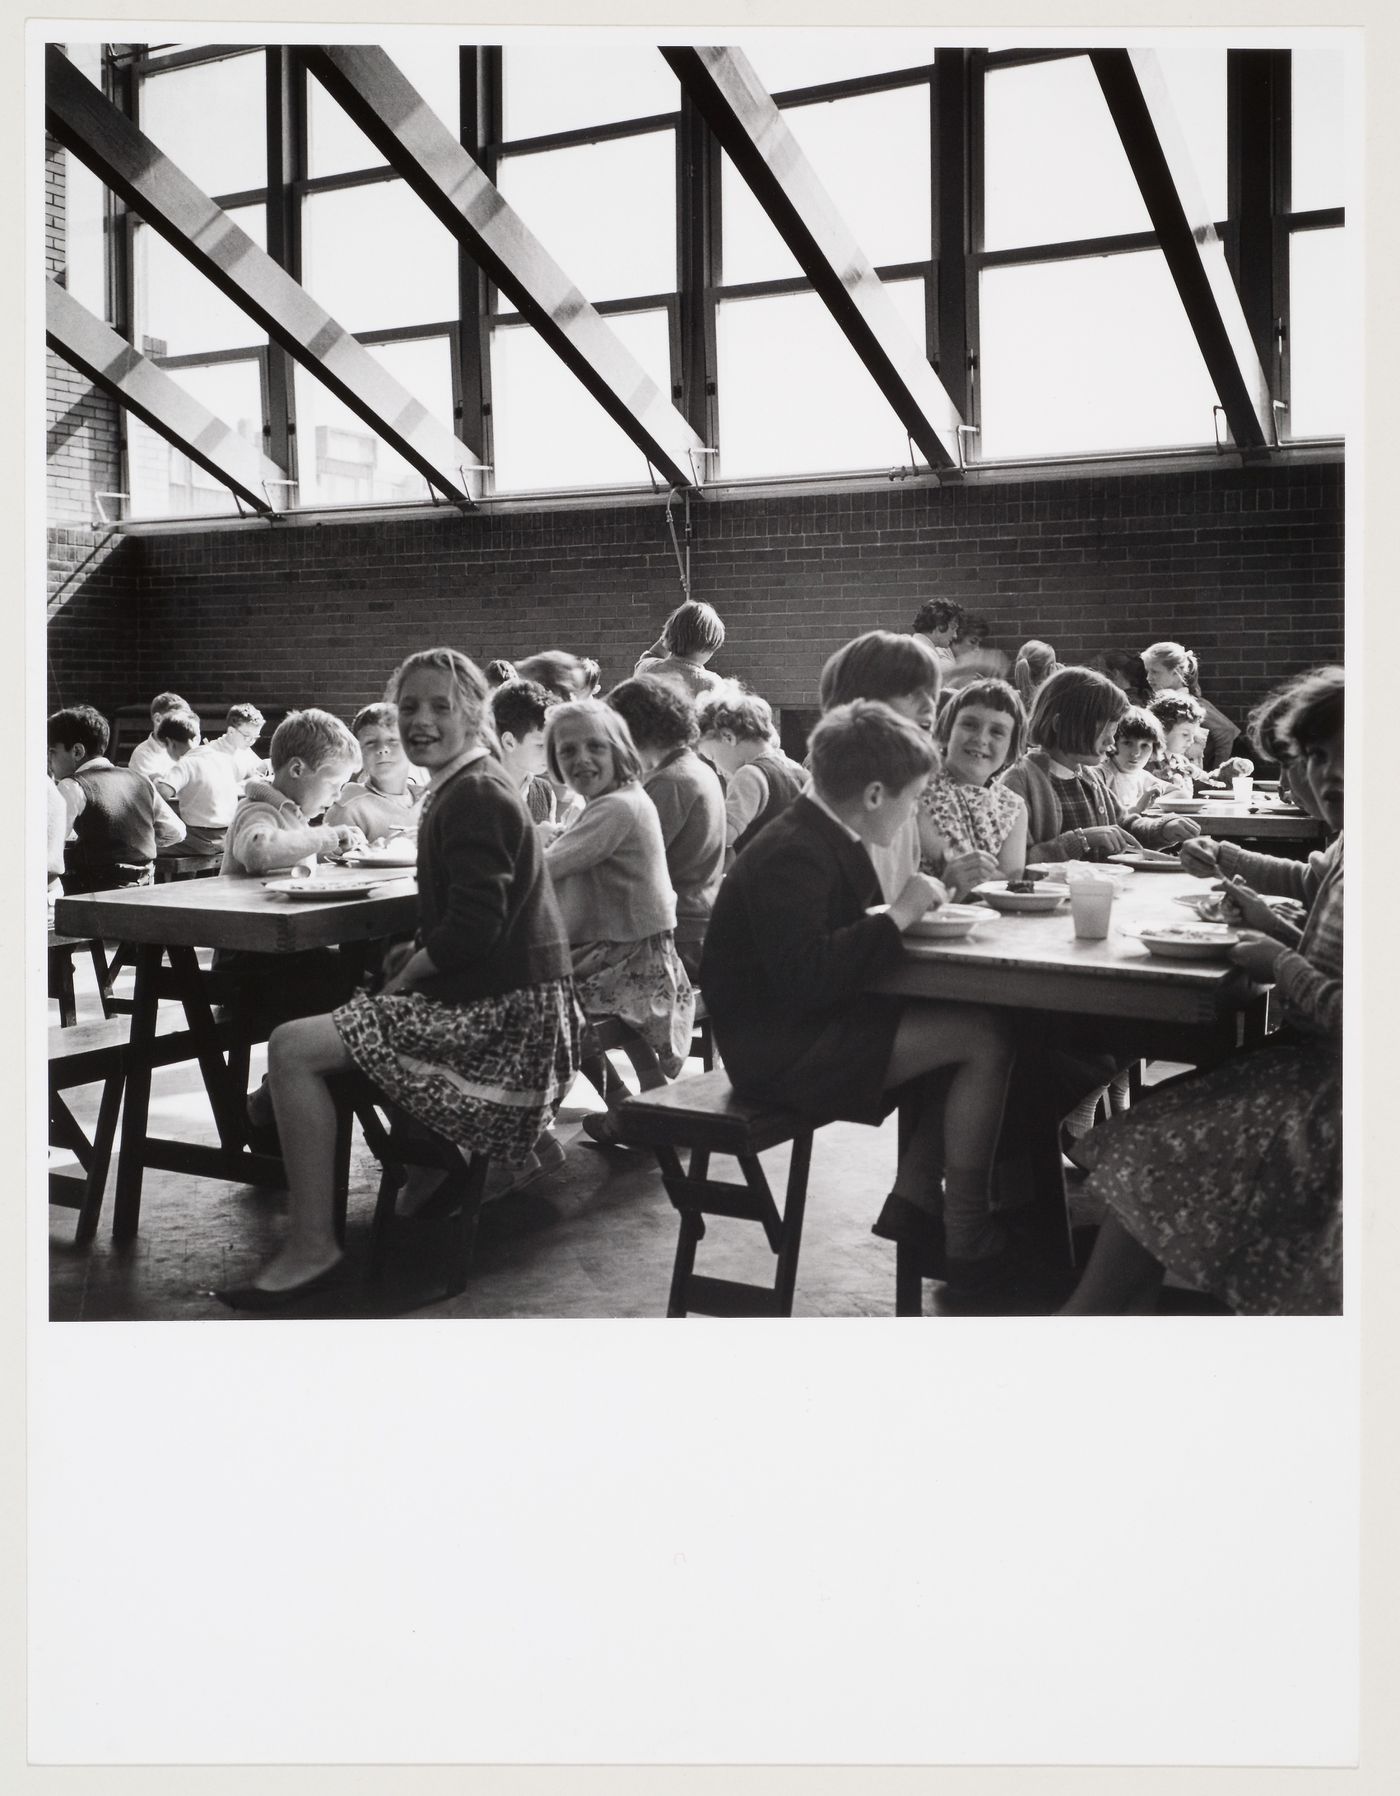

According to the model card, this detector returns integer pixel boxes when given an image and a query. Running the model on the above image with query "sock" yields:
[944,1165,1005,1262]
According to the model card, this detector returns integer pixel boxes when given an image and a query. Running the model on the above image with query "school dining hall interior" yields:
[42,32,1348,1325]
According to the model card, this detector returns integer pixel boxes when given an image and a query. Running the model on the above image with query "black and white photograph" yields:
[26,9,1374,1776]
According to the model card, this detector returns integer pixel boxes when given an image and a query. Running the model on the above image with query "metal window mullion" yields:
[264,44,299,481]
[965,50,987,453]
[932,50,972,424]
[490,108,680,159]
[1276,52,1294,436]
[472,45,504,486]
[677,90,719,453]
[152,346,266,370]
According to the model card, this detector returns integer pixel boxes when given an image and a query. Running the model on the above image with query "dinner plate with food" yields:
[1107,850,1183,872]
[262,875,406,901]
[1131,922,1242,961]
[973,879,1071,914]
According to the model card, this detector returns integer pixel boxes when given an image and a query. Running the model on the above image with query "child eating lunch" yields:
[1001,667,1202,862]
[543,698,695,1114]
[325,702,423,844]
[1148,690,1255,795]
[918,678,1029,896]
[1102,706,1170,815]
[490,678,559,824]
[701,699,1022,1298]
[216,649,583,1308]
[695,681,806,864]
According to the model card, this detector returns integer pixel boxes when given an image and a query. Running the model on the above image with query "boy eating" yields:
[49,704,186,890]
[325,702,423,843]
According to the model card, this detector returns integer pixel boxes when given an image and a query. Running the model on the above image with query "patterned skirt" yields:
[1075,1036,1342,1315]
[332,978,584,1168]
[571,932,695,1079]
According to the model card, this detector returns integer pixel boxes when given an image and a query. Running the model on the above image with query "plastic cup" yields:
[1232,775,1254,803]
[1068,875,1117,941]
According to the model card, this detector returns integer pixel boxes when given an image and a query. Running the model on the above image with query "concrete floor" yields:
[47,952,1223,1323]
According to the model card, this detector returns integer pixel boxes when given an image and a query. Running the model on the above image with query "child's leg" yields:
[1057,1213,1165,1314]
[252,1014,356,1291]
[883,1003,1015,1262]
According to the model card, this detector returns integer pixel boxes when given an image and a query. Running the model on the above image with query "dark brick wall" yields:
[99,463,1343,730]
[46,132,122,528]
[47,527,143,712]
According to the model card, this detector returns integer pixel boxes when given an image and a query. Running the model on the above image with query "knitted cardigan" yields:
[1001,750,1185,860]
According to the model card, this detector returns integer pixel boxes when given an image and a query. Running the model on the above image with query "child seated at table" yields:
[48,704,186,891]
[218,709,368,1141]
[128,690,193,782]
[695,682,806,865]
[216,648,582,1308]
[919,678,1029,896]
[1147,690,1256,795]
[490,679,559,823]
[634,600,726,700]
[207,703,268,783]
[1001,668,1202,862]
[1101,705,1170,815]
[818,631,943,900]
[153,711,241,861]
[324,703,423,844]
[606,676,725,982]
[1061,668,1344,1315]
[543,698,695,1128]
[700,699,1021,1296]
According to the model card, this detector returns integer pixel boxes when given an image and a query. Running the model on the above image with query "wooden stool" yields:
[611,1070,821,1317]
[691,992,716,1072]
[340,1074,491,1301]
[154,854,221,884]
[47,931,114,1027]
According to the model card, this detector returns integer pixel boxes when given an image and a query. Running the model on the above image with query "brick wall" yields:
[92,462,1342,731]
[45,133,122,528]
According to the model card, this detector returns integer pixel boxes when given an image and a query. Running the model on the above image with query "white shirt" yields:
[128,734,175,782]
[208,731,267,783]
[158,745,242,828]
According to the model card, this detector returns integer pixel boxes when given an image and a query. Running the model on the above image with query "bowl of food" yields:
[1154,795,1208,813]
[1135,923,1240,961]
[975,879,1071,914]
[904,903,996,941]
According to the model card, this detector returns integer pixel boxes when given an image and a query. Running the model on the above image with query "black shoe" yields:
[212,1259,346,1311]
[872,1193,946,1271]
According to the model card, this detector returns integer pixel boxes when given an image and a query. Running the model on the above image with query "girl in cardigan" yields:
[216,648,582,1309]
[919,678,1029,896]
[544,699,696,1099]
[1001,667,1203,862]
[605,676,725,982]
[1061,668,1345,1315]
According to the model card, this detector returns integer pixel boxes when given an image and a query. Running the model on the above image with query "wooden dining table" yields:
[52,867,419,1241]
[1145,796,1325,845]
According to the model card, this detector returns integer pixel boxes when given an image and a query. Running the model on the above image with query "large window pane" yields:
[983,56,1153,251]
[736,34,933,93]
[496,132,676,303]
[978,251,1221,459]
[301,181,458,333]
[501,44,678,139]
[293,335,455,508]
[1291,48,1346,213]
[1287,228,1347,440]
[138,51,267,196]
[126,358,264,519]
[306,41,464,179]
[489,309,672,493]
[716,279,928,479]
[134,205,266,355]
[722,86,931,287]
[1152,47,1228,224]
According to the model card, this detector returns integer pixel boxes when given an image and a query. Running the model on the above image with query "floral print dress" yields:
[919,770,1026,875]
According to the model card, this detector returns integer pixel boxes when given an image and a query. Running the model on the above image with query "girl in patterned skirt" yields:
[920,678,1029,895]
[217,647,582,1309]
[1061,668,1344,1315]
[543,699,695,1108]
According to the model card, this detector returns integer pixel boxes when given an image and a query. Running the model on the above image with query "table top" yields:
[1147,797,1323,842]
[869,869,1257,1027]
[53,866,420,954]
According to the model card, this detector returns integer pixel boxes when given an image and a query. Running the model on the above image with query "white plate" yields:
[262,877,398,901]
[1136,924,1240,961]
[340,844,418,868]
[1172,892,1231,922]
[1107,852,1182,872]
[975,880,1070,914]
[905,904,997,941]
[1154,796,1208,813]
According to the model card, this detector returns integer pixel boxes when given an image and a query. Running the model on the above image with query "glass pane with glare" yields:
[306,40,464,178]
[496,133,676,302]
[978,252,1221,459]
[64,151,109,319]
[1151,47,1228,224]
[735,33,934,93]
[1287,228,1346,440]
[983,56,1153,251]
[134,204,267,356]
[139,51,267,196]
[1291,48,1346,213]
[490,309,672,493]
[301,181,458,333]
[293,338,456,509]
[126,358,264,519]
[716,279,928,479]
[722,85,931,286]
[501,43,678,139]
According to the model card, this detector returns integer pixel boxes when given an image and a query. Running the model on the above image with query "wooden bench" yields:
[48,931,114,1028]
[154,854,221,885]
[609,1070,820,1317]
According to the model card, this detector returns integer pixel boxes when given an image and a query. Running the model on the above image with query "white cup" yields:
[1068,875,1117,941]
[1232,775,1254,803]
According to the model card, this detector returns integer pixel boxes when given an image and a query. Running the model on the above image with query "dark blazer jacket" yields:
[698,795,905,1102]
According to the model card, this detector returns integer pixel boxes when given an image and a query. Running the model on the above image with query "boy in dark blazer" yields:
[701,700,1018,1294]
